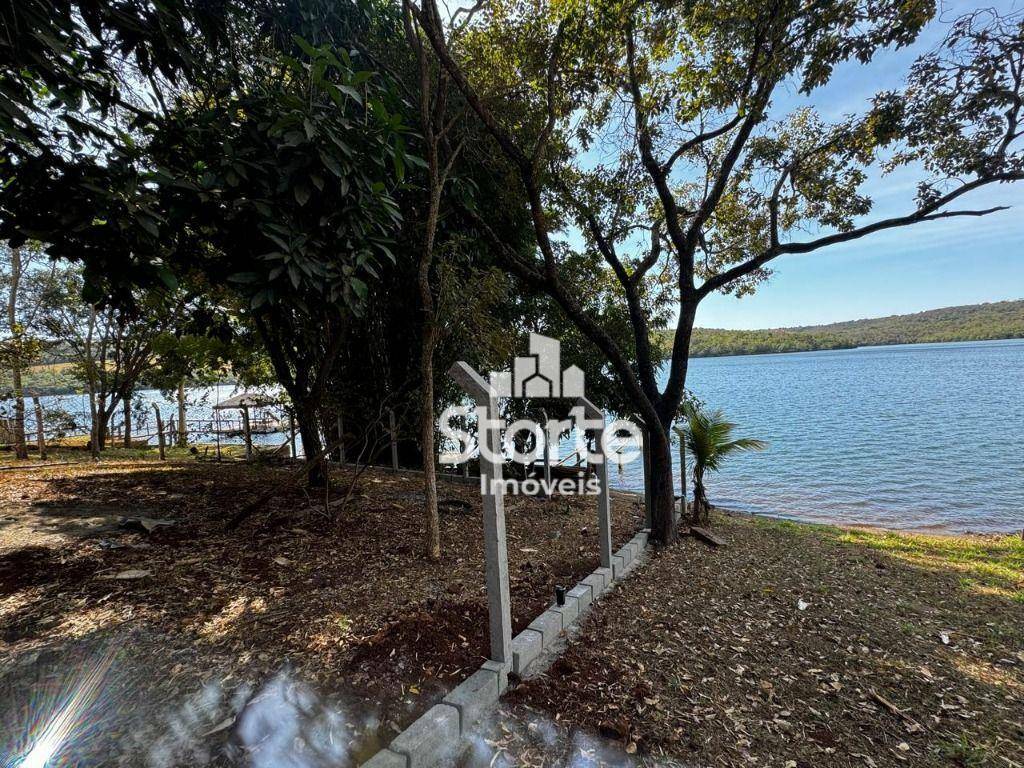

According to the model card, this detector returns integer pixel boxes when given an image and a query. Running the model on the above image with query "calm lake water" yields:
[609,338,1024,534]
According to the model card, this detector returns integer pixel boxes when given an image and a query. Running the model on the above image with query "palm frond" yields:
[678,402,766,473]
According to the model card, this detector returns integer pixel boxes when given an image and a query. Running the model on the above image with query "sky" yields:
[696,0,1024,330]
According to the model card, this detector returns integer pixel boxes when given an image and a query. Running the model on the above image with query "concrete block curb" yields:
[511,629,543,675]
[390,704,461,768]
[617,544,633,566]
[443,668,501,732]
[552,595,579,628]
[480,659,509,693]
[361,749,406,768]
[567,583,592,613]
[611,553,626,579]
[527,609,563,646]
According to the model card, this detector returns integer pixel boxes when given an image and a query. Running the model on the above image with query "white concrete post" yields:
[450,361,512,666]
[577,397,613,570]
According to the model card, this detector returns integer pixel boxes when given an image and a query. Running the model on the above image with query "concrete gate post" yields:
[449,362,512,666]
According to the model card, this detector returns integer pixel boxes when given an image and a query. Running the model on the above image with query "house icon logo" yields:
[490,333,585,399]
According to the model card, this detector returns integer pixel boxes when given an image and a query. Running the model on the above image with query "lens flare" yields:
[4,646,117,768]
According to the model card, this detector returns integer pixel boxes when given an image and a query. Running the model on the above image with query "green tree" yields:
[408,0,1024,543]
[0,242,47,458]
[677,404,766,527]
[1,1,412,484]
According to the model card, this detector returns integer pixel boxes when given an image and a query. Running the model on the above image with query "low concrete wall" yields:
[360,528,652,768]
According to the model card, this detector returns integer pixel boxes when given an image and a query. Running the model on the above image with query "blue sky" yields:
[697,0,1024,329]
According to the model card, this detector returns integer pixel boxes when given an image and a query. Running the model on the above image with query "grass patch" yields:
[0,442,253,468]
[832,527,1024,602]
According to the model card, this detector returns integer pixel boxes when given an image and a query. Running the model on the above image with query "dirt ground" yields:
[0,454,644,767]
[505,513,1024,768]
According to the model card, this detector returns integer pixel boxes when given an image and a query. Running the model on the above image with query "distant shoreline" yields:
[666,298,1024,358]
[690,334,1024,359]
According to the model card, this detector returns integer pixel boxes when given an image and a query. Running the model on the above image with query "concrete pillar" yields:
[576,397,613,570]
[449,361,512,665]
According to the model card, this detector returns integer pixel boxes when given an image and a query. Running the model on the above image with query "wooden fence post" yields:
[389,408,398,471]
[152,404,166,461]
[32,397,46,459]
[241,406,253,461]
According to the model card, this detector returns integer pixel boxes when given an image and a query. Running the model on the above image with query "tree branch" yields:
[697,174,1022,299]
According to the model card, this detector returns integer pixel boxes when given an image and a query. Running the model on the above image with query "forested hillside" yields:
[682,300,1024,357]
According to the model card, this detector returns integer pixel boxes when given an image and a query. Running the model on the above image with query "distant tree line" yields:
[677,300,1024,357]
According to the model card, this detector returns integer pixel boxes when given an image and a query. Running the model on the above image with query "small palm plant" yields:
[676,402,767,527]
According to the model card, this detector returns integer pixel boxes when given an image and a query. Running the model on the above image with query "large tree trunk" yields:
[294,401,326,486]
[96,394,108,451]
[10,366,27,459]
[122,394,132,447]
[87,388,99,458]
[647,423,677,544]
[7,247,28,459]
[176,380,188,447]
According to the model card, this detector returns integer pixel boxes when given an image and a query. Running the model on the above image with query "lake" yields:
[607,338,1024,534]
